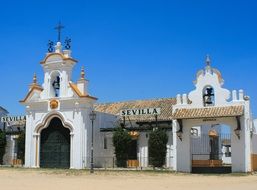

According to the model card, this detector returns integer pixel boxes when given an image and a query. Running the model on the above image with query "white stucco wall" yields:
[252,119,257,154]
[93,112,116,168]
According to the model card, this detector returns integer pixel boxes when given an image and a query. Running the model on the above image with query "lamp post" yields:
[89,110,96,173]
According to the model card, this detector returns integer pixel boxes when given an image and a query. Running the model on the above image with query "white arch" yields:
[33,111,74,168]
[34,111,74,134]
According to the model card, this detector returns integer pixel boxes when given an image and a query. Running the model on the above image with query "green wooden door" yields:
[40,118,70,168]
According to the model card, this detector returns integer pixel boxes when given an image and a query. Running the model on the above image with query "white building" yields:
[172,56,253,173]
[20,42,106,169]
[20,41,256,172]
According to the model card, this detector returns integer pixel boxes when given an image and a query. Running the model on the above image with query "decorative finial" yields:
[64,37,71,49]
[206,54,211,66]
[47,40,54,53]
[80,66,85,79]
[33,73,37,84]
[54,22,65,42]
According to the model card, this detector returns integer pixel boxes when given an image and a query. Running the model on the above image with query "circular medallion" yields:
[50,99,59,109]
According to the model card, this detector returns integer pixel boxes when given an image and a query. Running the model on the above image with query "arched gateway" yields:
[20,40,97,169]
[172,56,252,173]
[40,117,70,168]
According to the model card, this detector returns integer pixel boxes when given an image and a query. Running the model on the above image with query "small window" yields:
[104,136,107,149]
[191,128,199,137]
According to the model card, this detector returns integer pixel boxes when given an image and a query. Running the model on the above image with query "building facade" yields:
[20,42,100,169]
[20,41,256,172]
[172,58,252,172]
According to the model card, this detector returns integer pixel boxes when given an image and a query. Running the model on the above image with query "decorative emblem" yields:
[64,37,71,49]
[47,40,54,52]
[50,99,59,109]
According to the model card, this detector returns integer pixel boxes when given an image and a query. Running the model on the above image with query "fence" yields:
[93,156,173,169]
[192,153,231,167]
[0,155,23,166]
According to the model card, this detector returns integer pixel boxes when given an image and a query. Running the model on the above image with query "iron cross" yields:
[54,22,64,42]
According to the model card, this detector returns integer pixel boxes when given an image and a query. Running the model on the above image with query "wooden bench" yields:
[12,159,22,166]
[127,160,139,167]
[252,154,257,171]
[192,160,222,167]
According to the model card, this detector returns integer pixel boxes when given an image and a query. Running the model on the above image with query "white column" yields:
[33,133,40,168]
[172,120,178,171]
[24,113,32,168]
[70,133,74,169]
[174,120,191,172]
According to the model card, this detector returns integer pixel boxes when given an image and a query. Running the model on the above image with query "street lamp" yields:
[89,110,96,173]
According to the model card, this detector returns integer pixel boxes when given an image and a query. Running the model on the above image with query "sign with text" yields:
[0,116,26,123]
[120,108,161,117]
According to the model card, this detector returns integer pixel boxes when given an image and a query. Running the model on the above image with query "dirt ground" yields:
[0,168,257,190]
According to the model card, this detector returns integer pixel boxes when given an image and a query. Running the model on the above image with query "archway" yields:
[190,124,232,173]
[40,117,70,168]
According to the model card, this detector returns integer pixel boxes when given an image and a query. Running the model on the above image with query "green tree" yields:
[17,131,25,164]
[112,127,131,167]
[148,129,168,168]
[0,130,6,164]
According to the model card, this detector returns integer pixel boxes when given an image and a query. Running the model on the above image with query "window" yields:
[191,128,199,137]
[104,136,107,149]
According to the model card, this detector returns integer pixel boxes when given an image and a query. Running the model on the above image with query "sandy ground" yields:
[0,168,257,190]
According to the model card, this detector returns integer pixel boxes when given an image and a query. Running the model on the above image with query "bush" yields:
[17,131,25,164]
[0,130,6,164]
[112,127,131,167]
[148,129,168,168]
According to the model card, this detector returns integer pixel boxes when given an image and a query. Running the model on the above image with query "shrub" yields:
[112,127,131,167]
[148,129,168,168]
[17,131,25,164]
[0,130,6,164]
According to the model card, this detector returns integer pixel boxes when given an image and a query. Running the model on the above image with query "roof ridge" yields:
[95,97,176,106]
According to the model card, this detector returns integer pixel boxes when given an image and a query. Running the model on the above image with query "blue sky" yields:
[0,1,256,117]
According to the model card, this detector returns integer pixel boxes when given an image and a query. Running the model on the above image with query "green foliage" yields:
[148,129,168,168]
[0,130,6,164]
[17,131,25,164]
[112,127,132,167]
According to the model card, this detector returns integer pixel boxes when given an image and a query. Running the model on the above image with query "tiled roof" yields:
[172,105,244,119]
[69,82,98,100]
[20,85,43,103]
[94,98,176,122]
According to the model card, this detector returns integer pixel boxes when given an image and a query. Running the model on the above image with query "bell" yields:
[52,76,60,90]
[206,87,213,95]
[205,96,213,105]
[52,76,60,97]
[203,87,214,105]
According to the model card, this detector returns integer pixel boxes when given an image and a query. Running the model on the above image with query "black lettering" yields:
[152,109,158,114]
[132,110,137,115]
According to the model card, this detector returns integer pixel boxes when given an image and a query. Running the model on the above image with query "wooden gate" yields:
[40,118,70,168]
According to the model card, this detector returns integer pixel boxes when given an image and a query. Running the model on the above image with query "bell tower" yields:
[40,41,77,99]
[20,24,98,169]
